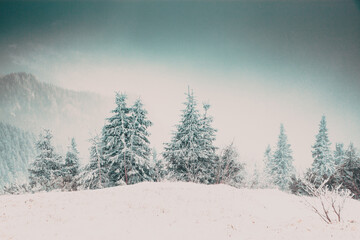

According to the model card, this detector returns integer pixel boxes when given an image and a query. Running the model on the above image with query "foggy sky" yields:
[1,1,359,171]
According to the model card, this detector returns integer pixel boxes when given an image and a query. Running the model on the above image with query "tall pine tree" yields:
[102,93,131,186]
[163,89,217,183]
[271,124,295,191]
[199,103,218,183]
[102,94,153,186]
[311,116,335,182]
[126,99,153,184]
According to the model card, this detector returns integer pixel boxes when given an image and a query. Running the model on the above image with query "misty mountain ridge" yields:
[0,72,113,163]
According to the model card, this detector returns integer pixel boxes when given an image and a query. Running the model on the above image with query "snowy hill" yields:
[1,182,359,240]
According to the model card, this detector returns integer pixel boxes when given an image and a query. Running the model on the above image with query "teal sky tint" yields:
[1,1,360,170]
[1,1,359,75]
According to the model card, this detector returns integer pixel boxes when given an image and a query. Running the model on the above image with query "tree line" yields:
[2,89,360,200]
[262,116,360,199]
[79,90,244,189]
[2,89,243,194]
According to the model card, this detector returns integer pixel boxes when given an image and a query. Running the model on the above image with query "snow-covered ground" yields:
[0,182,359,240]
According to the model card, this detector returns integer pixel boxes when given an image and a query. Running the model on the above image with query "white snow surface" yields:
[1,182,359,240]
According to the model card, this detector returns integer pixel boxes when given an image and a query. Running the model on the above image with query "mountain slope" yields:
[0,182,359,240]
[0,72,112,159]
[0,122,35,187]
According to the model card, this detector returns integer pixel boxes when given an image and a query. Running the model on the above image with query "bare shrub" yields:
[215,142,245,187]
[302,178,353,224]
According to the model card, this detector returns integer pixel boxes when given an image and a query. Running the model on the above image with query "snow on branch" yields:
[301,177,353,224]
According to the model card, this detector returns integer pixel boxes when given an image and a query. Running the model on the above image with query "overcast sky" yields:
[1,0,359,171]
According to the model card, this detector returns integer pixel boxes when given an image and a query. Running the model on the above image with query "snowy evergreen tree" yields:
[163,89,217,183]
[28,129,63,191]
[198,103,218,183]
[62,138,80,191]
[334,143,345,166]
[311,116,335,182]
[79,135,109,190]
[126,99,153,184]
[271,124,295,191]
[102,94,153,186]
[102,93,131,186]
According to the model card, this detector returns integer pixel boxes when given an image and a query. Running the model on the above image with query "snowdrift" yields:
[0,182,359,240]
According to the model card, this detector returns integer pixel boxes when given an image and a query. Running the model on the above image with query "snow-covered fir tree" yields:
[126,99,153,184]
[62,138,80,191]
[198,103,218,183]
[79,135,109,190]
[28,129,63,191]
[271,124,295,191]
[102,93,131,186]
[311,116,335,182]
[334,143,345,166]
[163,89,217,183]
[102,94,153,186]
